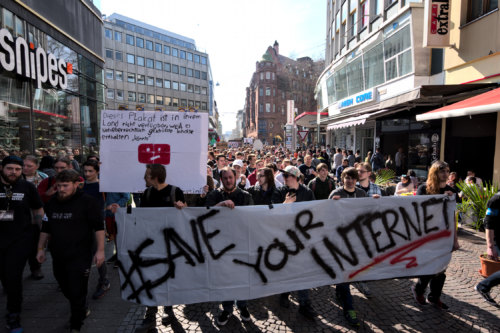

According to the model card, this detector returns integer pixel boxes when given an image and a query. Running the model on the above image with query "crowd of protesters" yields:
[0,143,498,333]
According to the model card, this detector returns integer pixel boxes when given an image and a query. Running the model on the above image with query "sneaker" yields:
[85,308,91,318]
[427,297,449,310]
[298,301,317,321]
[344,310,360,327]
[31,268,44,280]
[92,281,111,299]
[411,286,427,305]
[134,317,155,333]
[238,306,251,322]
[217,311,231,326]
[475,284,498,306]
[6,313,23,333]
[355,281,372,297]
[279,293,290,308]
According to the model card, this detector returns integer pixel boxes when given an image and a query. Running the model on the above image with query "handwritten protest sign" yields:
[99,110,207,193]
[115,196,455,306]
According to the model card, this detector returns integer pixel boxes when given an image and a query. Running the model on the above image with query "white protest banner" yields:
[115,196,455,306]
[99,110,208,193]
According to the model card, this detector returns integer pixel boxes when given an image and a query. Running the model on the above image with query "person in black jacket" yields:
[134,164,186,332]
[247,167,283,205]
[278,165,317,320]
[36,169,104,332]
[205,167,253,326]
[0,156,44,333]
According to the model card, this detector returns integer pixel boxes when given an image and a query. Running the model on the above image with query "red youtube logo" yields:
[138,144,171,165]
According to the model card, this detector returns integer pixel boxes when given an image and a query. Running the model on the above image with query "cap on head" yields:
[280,165,301,178]
[232,159,244,168]
[2,156,24,168]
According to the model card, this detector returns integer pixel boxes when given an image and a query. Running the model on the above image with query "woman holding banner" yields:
[411,161,459,310]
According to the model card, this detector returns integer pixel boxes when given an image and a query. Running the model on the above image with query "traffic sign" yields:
[297,131,308,141]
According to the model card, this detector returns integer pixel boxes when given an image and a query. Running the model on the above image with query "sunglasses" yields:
[283,173,293,179]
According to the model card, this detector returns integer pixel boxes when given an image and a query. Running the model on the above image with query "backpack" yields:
[144,185,177,206]
[310,177,334,193]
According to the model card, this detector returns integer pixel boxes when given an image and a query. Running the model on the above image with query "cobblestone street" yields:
[1,227,499,333]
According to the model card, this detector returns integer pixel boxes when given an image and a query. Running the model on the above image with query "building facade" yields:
[0,0,104,156]
[315,0,494,178]
[244,41,324,145]
[103,14,217,135]
[416,1,500,183]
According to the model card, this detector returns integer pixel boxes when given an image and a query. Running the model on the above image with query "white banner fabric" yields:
[99,110,208,193]
[115,196,455,306]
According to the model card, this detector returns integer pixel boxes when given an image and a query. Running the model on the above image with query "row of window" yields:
[257,103,285,114]
[107,89,207,110]
[259,72,275,81]
[326,24,412,105]
[104,50,208,80]
[257,119,278,132]
[113,19,196,50]
[105,70,208,94]
[105,28,207,64]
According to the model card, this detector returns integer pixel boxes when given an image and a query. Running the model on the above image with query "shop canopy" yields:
[326,109,394,130]
[295,111,328,128]
[416,87,500,121]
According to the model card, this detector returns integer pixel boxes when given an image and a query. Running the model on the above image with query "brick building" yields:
[244,41,323,144]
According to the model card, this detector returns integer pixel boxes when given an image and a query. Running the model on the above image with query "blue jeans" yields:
[477,244,500,292]
[335,283,353,312]
[222,300,247,312]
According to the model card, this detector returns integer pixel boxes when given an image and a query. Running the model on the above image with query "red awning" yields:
[295,111,328,128]
[416,87,500,121]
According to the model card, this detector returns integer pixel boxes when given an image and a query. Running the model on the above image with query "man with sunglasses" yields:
[0,156,44,333]
[278,165,317,320]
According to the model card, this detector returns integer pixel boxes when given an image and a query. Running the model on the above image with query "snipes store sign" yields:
[0,28,71,89]
[423,0,450,48]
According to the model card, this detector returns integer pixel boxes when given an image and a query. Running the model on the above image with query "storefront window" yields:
[0,11,104,157]
[0,72,31,154]
[33,89,77,154]
[80,98,99,156]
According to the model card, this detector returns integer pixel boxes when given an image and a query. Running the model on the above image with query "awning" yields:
[326,109,390,130]
[327,114,369,130]
[295,111,328,128]
[416,87,500,121]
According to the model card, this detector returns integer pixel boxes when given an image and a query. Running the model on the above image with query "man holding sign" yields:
[205,166,253,326]
[135,164,186,332]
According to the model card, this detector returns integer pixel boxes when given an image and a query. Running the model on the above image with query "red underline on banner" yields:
[348,229,452,279]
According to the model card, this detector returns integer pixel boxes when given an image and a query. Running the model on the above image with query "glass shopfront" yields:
[377,116,441,178]
[0,5,104,158]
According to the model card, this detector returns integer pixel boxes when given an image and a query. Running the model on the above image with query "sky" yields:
[99,0,326,134]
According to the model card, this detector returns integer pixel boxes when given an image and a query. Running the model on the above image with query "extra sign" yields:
[423,0,451,48]
[0,28,71,89]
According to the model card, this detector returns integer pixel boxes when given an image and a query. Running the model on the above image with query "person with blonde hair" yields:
[411,161,459,310]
